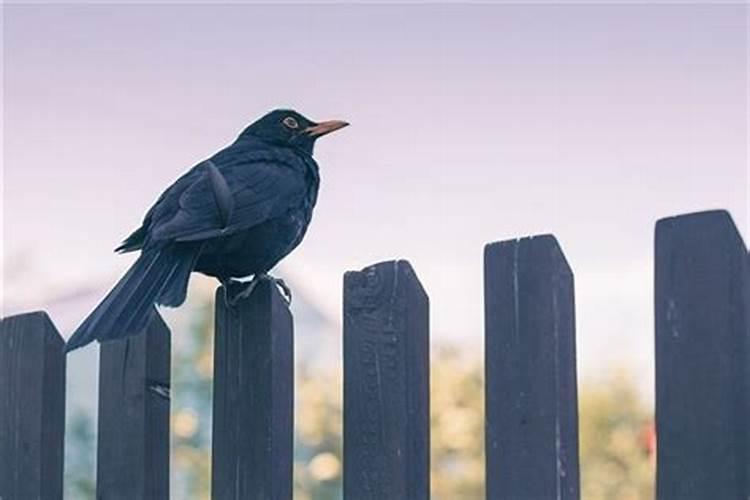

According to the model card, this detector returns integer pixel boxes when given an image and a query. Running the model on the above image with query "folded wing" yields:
[149,151,308,244]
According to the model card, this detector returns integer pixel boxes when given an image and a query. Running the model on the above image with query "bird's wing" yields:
[148,150,308,243]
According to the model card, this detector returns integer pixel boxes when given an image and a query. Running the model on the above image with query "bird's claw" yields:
[223,279,255,307]
[222,279,249,307]
[274,277,292,305]
[222,274,292,307]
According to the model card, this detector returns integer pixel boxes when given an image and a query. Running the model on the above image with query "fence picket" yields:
[0,312,66,500]
[211,280,294,500]
[343,260,430,500]
[655,210,749,499]
[96,313,171,499]
[484,235,580,500]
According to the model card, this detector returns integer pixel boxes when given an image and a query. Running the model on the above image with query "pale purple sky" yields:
[3,3,748,389]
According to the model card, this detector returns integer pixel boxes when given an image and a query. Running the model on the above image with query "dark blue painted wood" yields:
[212,280,293,500]
[655,210,748,499]
[343,260,430,500]
[484,235,580,500]
[0,311,66,499]
[96,313,171,499]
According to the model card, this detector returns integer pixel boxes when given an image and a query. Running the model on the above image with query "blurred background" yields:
[3,2,747,499]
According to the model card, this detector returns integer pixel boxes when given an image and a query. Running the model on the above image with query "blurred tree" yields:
[578,373,655,500]
[171,300,214,498]
[431,346,485,499]
[64,410,96,499]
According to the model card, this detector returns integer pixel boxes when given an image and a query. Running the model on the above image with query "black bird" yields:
[65,109,348,352]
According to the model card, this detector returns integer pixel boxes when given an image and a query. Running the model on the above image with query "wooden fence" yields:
[1,209,747,499]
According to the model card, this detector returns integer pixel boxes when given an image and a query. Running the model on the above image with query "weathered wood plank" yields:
[655,209,748,499]
[484,235,580,500]
[96,313,171,499]
[212,280,293,500]
[343,260,430,500]
[0,311,66,500]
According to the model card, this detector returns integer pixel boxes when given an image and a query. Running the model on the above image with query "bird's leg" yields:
[244,273,292,305]
[220,278,247,307]
[222,274,292,306]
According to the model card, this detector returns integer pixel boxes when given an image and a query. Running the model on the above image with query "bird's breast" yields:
[194,207,312,279]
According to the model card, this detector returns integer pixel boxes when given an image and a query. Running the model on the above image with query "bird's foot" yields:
[222,279,250,307]
[269,275,293,305]
[222,274,292,307]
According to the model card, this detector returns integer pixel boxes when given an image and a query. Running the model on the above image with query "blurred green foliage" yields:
[579,373,655,500]
[64,411,96,499]
[65,301,654,499]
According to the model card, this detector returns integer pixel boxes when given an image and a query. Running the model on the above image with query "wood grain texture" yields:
[211,280,293,500]
[655,210,749,500]
[343,260,430,500]
[484,235,580,500]
[0,312,66,500]
[96,314,171,500]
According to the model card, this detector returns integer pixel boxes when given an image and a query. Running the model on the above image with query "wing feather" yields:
[204,160,234,227]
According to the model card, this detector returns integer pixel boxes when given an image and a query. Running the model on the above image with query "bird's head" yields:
[239,109,348,155]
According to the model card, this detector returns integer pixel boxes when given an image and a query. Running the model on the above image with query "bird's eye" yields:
[283,117,299,129]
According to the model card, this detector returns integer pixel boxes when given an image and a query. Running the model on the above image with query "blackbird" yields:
[65,109,348,352]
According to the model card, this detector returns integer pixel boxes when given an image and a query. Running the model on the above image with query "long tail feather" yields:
[156,246,203,307]
[65,244,200,352]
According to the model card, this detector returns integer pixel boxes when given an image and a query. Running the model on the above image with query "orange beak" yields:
[304,120,349,138]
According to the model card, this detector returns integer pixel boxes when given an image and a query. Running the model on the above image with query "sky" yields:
[2,3,748,393]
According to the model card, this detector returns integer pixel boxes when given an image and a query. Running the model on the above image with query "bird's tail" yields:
[65,243,201,352]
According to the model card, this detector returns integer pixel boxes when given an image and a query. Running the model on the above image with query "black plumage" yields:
[66,109,347,352]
